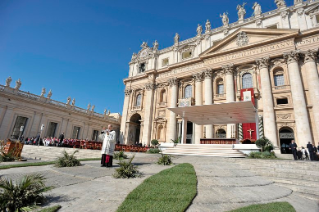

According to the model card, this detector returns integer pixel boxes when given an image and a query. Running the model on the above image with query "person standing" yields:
[289,140,298,160]
[58,132,64,147]
[101,125,116,167]
[307,141,314,161]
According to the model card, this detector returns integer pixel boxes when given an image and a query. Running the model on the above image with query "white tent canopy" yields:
[167,101,257,125]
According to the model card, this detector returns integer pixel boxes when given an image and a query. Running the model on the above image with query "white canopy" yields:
[167,101,257,125]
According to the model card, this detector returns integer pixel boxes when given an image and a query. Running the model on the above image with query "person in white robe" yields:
[101,124,116,167]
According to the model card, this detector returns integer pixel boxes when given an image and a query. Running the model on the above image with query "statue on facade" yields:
[5,76,12,87]
[294,0,303,5]
[131,53,137,61]
[253,2,262,16]
[66,97,71,105]
[47,89,52,99]
[87,103,91,111]
[71,98,75,106]
[220,12,229,26]
[174,33,180,44]
[196,24,203,36]
[141,42,148,49]
[153,40,159,51]
[104,109,107,116]
[275,0,286,8]
[237,2,247,21]
[108,110,111,115]
[40,88,46,97]
[15,79,22,90]
[205,19,211,33]
[91,105,95,112]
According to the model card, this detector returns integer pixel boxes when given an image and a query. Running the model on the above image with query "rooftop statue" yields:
[153,40,159,50]
[196,24,203,36]
[220,12,229,26]
[205,19,211,33]
[87,103,91,111]
[5,76,12,87]
[15,79,22,90]
[47,90,52,99]
[66,97,71,105]
[275,0,286,8]
[237,2,247,21]
[72,98,75,106]
[40,88,46,97]
[174,33,180,44]
[253,2,262,16]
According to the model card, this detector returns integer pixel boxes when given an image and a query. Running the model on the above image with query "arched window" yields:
[242,73,252,89]
[184,85,192,98]
[160,89,166,103]
[273,68,284,86]
[136,94,142,106]
[216,79,224,94]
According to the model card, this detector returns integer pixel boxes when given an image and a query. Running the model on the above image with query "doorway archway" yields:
[279,127,294,154]
[216,129,226,138]
[129,113,141,145]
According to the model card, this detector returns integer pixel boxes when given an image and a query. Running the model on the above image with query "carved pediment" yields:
[305,3,319,15]
[200,28,299,58]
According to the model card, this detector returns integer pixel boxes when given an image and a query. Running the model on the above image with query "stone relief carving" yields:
[168,77,179,87]
[193,72,204,82]
[204,69,213,78]
[275,0,286,9]
[196,24,203,36]
[256,57,270,69]
[253,2,262,17]
[277,114,292,120]
[297,8,304,16]
[281,11,289,19]
[220,12,229,27]
[283,51,300,64]
[205,19,211,33]
[303,49,318,63]
[40,88,46,97]
[237,3,247,21]
[15,79,22,90]
[236,31,249,47]
[145,83,155,90]
[222,64,234,75]
[5,76,12,87]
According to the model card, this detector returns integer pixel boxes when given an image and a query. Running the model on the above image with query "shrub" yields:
[157,154,172,165]
[255,137,273,152]
[147,148,160,154]
[114,151,128,160]
[55,150,81,168]
[113,155,142,179]
[0,174,52,212]
[249,151,276,159]
[151,139,159,147]
[171,136,181,145]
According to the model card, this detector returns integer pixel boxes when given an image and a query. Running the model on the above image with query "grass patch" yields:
[117,163,197,212]
[0,158,100,170]
[38,205,62,212]
[229,202,296,212]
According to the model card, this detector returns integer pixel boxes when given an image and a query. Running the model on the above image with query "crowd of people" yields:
[289,140,319,161]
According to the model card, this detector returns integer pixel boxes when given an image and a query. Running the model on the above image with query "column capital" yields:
[145,83,155,90]
[221,64,234,75]
[283,50,300,65]
[193,72,204,82]
[203,69,213,78]
[255,57,270,69]
[168,77,179,87]
[303,49,318,64]
[124,89,132,96]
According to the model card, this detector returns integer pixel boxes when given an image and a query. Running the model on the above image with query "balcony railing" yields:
[214,93,225,98]
[274,85,288,90]
[178,98,194,107]
[133,105,141,110]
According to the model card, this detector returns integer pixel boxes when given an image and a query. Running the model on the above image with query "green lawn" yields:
[0,158,101,169]
[117,163,197,212]
[229,202,296,212]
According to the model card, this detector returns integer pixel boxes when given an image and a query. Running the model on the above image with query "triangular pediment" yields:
[200,28,299,58]
[305,3,319,14]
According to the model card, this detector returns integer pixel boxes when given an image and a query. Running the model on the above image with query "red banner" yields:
[240,88,256,141]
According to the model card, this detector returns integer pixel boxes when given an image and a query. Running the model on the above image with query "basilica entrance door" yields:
[129,114,141,145]
[186,121,193,144]
[279,128,294,154]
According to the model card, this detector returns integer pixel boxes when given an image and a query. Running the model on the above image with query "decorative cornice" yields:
[283,51,300,64]
[303,49,318,64]
[193,72,204,82]
[145,83,155,90]
[221,64,234,75]
[168,77,179,87]
[204,69,213,78]
[256,57,270,69]
[124,89,132,96]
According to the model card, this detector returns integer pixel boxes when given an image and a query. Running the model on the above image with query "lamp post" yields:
[19,126,24,142]
[38,124,44,147]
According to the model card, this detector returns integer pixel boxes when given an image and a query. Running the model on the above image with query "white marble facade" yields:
[0,81,121,141]
[121,0,319,151]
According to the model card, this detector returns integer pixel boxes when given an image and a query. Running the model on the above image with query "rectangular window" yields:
[11,116,28,139]
[274,75,284,86]
[162,58,169,67]
[218,84,224,94]
[182,51,192,59]
[92,130,99,141]
[139,63,145,73]
[267,24,278,29]
[277,98,288,105]
[46,122,58,137]
[72,126,81,139]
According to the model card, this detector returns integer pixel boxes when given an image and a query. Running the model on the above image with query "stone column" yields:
[303,50,319,143]
[142,83,155,146]
[120,89,132,144]
[193,72,204,144]
[256,57,278,146]
[167,78,178,142]
[284,51,313,146]
[204,69,213,138]
[223,64,236,138]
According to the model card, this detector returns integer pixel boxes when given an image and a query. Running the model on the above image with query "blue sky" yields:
[0,0,295,114]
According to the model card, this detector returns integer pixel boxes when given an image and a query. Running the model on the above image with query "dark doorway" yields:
[130,114,141,145]
[186,121,193,144]
[279,128,294,154]
[216,129,226,138]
